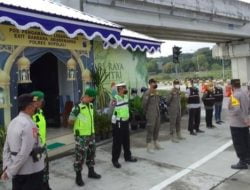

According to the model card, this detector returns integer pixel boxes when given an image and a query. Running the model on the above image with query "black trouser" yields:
[230,127,250,162]
[112,120,132,162]
[12,170,44,190]
[188,107,201,132]
[205,109,213,127]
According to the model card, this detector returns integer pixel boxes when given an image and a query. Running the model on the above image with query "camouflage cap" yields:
[31,91,44,101]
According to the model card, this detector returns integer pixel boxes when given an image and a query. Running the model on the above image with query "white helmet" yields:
[116,82,126,87]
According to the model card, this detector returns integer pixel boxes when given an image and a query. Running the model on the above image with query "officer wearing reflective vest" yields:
[228,79,250,169]
[31,91,52,190]
[111,82,137,169]
[186,79,204,135]
[68,88,101,186]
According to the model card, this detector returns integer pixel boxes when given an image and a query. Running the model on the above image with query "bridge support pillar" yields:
[213,43,250,83]
[231,57,250,83]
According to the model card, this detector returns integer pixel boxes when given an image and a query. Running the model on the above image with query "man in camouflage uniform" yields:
[142,78,162,153]
[167,79,185,143]
[31,91,52,190]
[68,88,101,186]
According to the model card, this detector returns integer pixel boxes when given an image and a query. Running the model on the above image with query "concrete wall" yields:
[56,0,80,10]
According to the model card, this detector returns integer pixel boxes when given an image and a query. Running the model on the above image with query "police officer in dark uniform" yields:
[202,82,216,128]
[214,81,224,124]
[186,79,204,135]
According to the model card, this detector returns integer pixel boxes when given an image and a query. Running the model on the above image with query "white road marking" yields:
[149,140,233,190]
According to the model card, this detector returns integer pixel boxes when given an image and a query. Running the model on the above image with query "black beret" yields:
[173,79,180,85]
[231,79,240,86]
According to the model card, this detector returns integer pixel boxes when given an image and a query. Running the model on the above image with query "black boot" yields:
[125,157,137,162]
[75,171,84,186]
[42,182,52,190]
[88,167,101,179]
[112,161,121,168]
[231,161,248,169]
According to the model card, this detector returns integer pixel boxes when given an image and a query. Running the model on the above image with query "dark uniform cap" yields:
[231,79,240,87]
[31,91,44,101]
[18,93,35,108]
[85,88,97,97]
[149,78,157,84]
[141,87,148,93]
[173,79,180,85]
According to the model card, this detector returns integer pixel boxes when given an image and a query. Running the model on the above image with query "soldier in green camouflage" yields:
[68,88,101,186]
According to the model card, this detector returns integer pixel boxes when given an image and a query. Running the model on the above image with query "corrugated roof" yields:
[121,29,163,43]
[0,0,121,28]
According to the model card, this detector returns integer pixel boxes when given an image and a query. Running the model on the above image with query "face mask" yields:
[123,90,128,94]
[174,85,180,89]
[153,84,158,89]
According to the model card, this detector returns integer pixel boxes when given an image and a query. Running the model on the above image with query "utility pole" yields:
[196,55,200,72]
[80,0,84,11]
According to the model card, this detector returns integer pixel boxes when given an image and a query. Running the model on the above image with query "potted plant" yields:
[129,96,145,130]
[94,111,101,142]
[94,111,112,141]
[180,92,187,116]
[0,125,6,174]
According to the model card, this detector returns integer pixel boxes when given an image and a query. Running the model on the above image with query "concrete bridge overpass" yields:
[79,0,250,43]
[59,0,250,83]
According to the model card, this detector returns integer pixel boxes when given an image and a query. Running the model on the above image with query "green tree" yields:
[163,62,174,73]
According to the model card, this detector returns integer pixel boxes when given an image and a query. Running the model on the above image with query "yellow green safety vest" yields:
[113,94,129,120]
[73,103,95,136]
[32,109,46,146]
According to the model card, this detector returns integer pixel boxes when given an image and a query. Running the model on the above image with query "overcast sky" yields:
[148,0,250,58]
[148,40,215,57]
[239,0,250,2]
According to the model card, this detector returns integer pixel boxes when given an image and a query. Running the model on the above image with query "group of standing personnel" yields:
[185,79,224,135]
[2,76,250,190]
